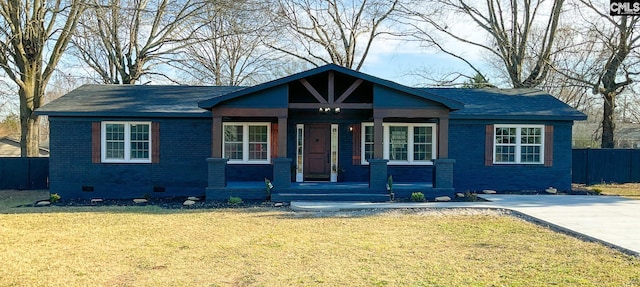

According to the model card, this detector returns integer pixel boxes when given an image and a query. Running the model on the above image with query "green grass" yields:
[0,189,49,212]
[0,190,639,286]
[585,183,640,199]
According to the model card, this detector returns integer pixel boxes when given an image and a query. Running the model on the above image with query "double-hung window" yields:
[223,123,270,164]
[102,122,151,163]
[494,125,544,164]
[361,123,436,165]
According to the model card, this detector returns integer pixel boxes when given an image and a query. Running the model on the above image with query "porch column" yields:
[373,117,384,159]
[207,158,228,188]
[438,115,449,158]
[278,117,287,157]
[368,159,389,191]
[433,159,455,189]
[212,116,223,158]
[272,158,292,188]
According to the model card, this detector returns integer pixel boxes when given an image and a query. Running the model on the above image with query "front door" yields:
[304,124,331,181]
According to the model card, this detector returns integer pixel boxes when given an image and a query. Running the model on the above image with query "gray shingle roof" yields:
[422,88,587,121]
[36,84,246,118]
[37,76,586,122]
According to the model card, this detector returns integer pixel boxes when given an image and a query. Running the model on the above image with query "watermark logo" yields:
[610,0,640,16]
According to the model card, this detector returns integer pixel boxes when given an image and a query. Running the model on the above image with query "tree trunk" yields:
[601,92,615,148]
[18,68,44,157]
[19,86,42,157]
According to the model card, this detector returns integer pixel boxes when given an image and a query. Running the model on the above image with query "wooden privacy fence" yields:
[572,149,640,185]
[0,157,49,190]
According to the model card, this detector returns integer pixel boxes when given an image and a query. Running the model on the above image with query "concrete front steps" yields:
[271,192,390,202]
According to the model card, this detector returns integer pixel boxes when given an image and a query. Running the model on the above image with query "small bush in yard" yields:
[465,191,478,202]
[410,192,425,202]
[228,196,243,205]
[49,193,61,203]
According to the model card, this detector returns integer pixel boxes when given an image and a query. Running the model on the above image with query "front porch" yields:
[205,158,456,202]
[200,65,461,202]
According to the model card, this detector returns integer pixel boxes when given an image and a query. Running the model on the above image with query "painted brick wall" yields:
[49,117,212,199]
[448,120,574,192]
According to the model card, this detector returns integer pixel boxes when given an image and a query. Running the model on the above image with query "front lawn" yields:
[0,191,638,286]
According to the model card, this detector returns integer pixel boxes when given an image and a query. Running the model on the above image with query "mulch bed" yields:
[27,197,289,209]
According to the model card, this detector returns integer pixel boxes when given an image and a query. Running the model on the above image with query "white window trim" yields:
[101,121,152,164]
[361,122,437,165]
[223,122,271,164]
[493,124,545,165]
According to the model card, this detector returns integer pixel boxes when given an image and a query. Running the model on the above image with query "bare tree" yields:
[176,0,282,86]
[71,0,206,84]
[267,0,401,71]
[0,0,85,156]
[551,1,639,148]
[401,0,565,88]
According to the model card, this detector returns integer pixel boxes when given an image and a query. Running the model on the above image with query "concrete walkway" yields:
[290,195,640,256]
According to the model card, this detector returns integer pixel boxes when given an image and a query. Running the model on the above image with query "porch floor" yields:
[226,181,433,191]
[215,181,438,202]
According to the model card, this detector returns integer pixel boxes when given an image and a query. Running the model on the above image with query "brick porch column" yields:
[207,158,228,188]
[433,159,455,189]
[368,159,389,192]
[273,158,292,188]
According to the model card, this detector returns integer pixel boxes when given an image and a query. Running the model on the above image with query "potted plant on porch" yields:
[264,178,274,201]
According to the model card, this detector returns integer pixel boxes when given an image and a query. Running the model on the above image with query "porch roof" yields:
[197,64,465,111]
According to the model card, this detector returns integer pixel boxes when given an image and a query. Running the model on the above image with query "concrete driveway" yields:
[291,194,640,256]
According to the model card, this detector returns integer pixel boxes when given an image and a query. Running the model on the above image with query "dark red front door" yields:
[304,124,331,181]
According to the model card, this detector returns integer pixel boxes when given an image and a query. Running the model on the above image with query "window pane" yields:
[130,124,150,159]
[521,128,542,144]
[224,125,243,160]
[520,145,541,163]
[248,126,267,142]
[496,127,516,144]
[364,125,374,160]
[413,126,432,161]
[249,143,267,160]
[224,143,243,160]
[495,145,515,162]
[105,124,125,159]
[248,125,268,160]
[224,125,243,142]
[364,126,374,142]
[389,126,408,161]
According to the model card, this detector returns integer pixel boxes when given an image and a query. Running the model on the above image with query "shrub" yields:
[464,191,478,202]
[410,192,425,202]
[49,193,61,203]
[228,196,243,205]
[590,188,602,195]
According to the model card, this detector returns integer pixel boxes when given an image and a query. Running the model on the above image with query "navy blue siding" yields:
[218,85,288,108]
[227,164,273,181]
[373,85,444,108]
[449,120,573,192]
[49,117,212,199]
